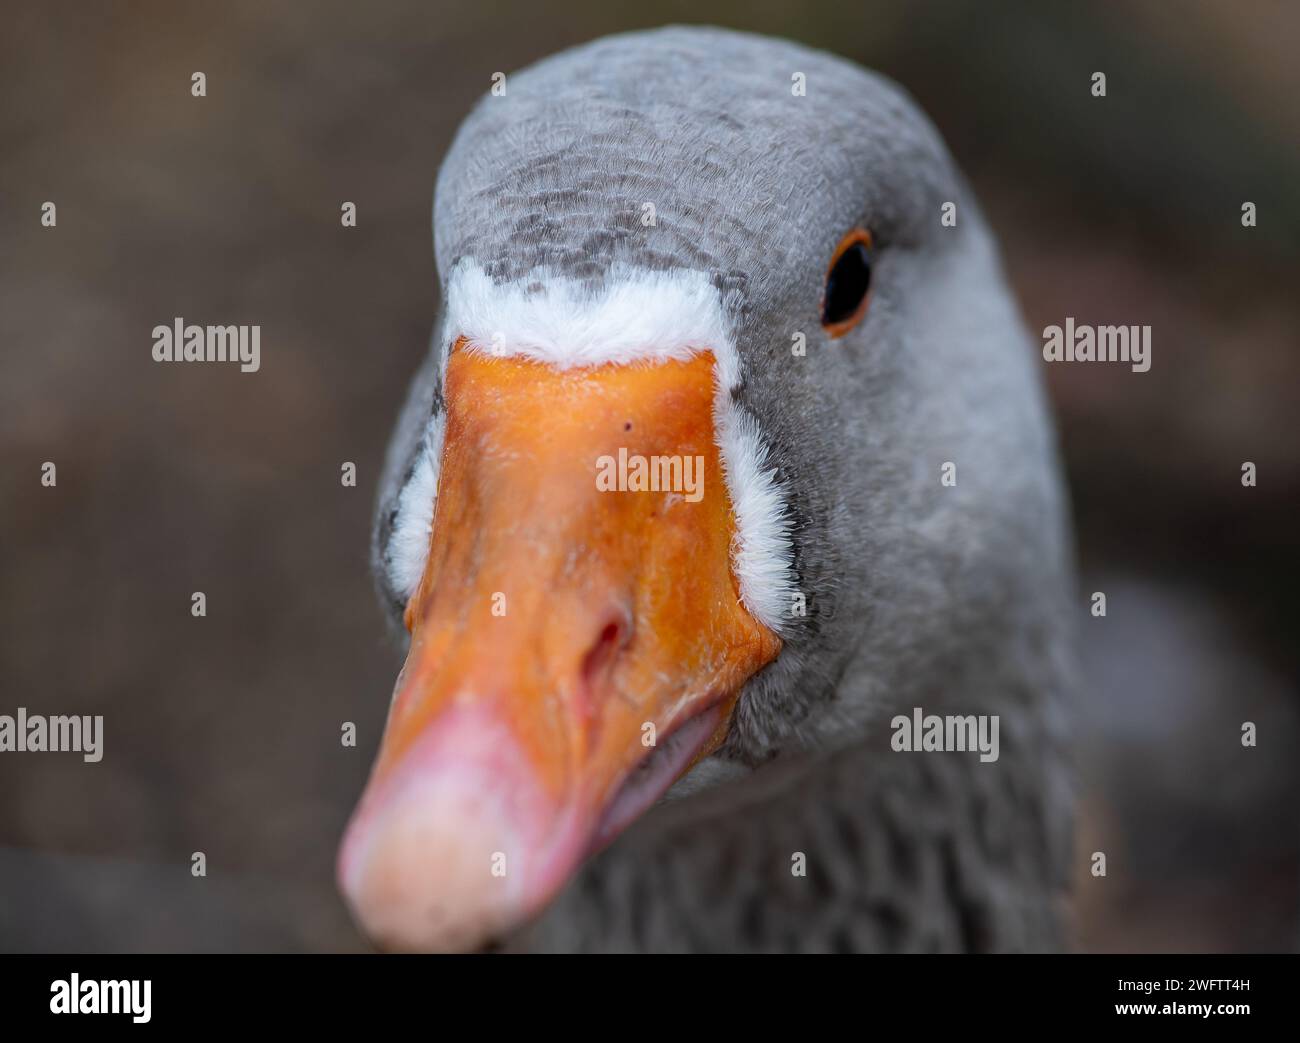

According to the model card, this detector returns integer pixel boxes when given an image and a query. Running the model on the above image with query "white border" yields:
[387,261,795,633]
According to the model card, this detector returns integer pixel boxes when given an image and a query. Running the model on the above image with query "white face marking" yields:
[439,260,739,384]
[385,411,444,604]
[387,261,796,634]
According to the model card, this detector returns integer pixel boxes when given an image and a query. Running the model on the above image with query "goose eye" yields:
[821,229,874,337]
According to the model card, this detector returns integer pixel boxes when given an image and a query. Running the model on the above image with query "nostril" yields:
[580,614,630,688]
[581,622,621,686]
[573,609,634,739]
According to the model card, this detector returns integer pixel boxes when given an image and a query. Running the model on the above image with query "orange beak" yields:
[338,342,781,951]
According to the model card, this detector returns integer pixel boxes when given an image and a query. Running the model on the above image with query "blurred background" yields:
[1,0,1296,952]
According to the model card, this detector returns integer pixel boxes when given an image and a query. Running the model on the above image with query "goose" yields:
[338,25,1076,953]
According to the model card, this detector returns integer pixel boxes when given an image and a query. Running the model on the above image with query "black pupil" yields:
[822,243,872,326]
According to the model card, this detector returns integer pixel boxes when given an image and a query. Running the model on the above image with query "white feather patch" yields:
[714,403,797,632]
[386,411,445,602]
[388,261,796,634]
[441,261,739,388]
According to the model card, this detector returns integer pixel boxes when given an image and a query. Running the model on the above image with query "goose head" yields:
[339,26,1074,952]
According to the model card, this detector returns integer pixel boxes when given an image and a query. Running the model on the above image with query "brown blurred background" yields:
[1,0,1297,952]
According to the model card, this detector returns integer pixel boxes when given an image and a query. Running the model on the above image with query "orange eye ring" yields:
[821,228,874,339]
